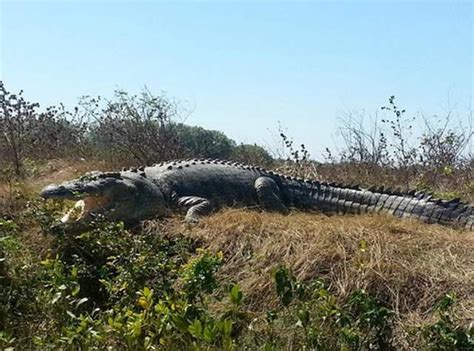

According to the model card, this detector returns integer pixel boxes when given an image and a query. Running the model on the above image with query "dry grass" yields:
[162,209,474,338]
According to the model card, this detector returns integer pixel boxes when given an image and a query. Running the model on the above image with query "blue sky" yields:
[1,1,472,158]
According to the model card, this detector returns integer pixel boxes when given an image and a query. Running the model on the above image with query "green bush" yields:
[0,212,240,349]
[172,123,237,160]
[268,266,396,349]
[422,293,474,350]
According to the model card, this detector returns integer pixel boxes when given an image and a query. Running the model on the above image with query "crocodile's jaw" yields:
[60,196,111,224]
[61,199,86,223]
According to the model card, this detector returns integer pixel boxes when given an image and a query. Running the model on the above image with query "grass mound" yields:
[166,210,474,348]
[1,164,473,349]
[178,210,473,312]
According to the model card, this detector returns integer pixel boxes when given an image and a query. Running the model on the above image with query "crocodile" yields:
[40,159,474,231]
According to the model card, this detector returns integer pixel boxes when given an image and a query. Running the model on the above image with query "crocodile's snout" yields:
[41,184,73,199]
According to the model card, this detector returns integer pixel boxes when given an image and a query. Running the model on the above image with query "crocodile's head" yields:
[40,171,166,230]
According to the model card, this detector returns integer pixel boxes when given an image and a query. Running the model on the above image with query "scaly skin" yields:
[40,159,474,231]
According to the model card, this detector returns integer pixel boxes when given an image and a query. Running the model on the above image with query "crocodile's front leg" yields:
[177,196,213,223]
[255,177,288,213]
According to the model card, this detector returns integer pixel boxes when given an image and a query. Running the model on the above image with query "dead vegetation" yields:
[164,209,474,315]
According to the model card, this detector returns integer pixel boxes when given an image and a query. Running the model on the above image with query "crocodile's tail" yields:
[308,183,473,230]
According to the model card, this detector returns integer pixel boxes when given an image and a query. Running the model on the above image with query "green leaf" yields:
[218,319,233,336]
[358,239,367,252]
[71,285,81,296]
[70,266,78,279]
[171,315,188,332]
[203,324,215,343]
[262,343,275,351]
[274,267,294,306]
[188,319,203,338]
[297,308,310,327]
[230,284,243,306]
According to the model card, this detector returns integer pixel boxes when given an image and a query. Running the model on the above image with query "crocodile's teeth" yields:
[61,200,86,223]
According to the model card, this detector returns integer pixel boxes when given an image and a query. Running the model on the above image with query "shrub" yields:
[171,123,237,160]
[422,293,474,350]
[232,143,274,167]
[0,82,88,174]
[268,266,396,349]
[83,89,185,165]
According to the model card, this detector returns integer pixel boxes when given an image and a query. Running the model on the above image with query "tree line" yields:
[0,82,273,175]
